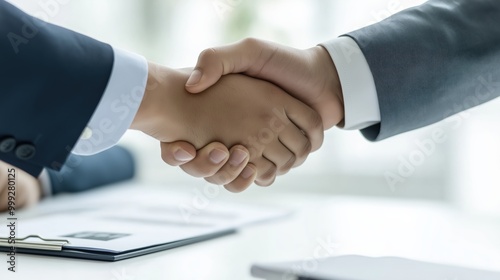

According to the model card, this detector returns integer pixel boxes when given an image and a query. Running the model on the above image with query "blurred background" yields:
[10,0,500,217]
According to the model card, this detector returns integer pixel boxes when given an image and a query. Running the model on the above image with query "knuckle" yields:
[211,170,234,185]
[199,168,217,178]
[181,164,216,178]
[308,110,324,132]
[255,176,275,187]
[199,47,218,61]
[160,149,172,164]
[299,140,312,158]
[292,148,309,167]
[315,133,325,151]
[241,37,259,48]
[204,175,221,185]
[279,154,296,174]
[255,181,267,187]
[224,182,248,193]
[204,177,217,185]
[259,164,277,183]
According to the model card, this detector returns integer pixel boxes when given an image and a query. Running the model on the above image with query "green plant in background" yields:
[221,0,292,45]
[222,1,255,42]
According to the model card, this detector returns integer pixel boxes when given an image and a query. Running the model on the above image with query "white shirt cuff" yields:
[37,169,52,197]
[72,47,148,155]
[320,37,381,130]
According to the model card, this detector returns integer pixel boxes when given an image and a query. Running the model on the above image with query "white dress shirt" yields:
[321,37,381,130]
[39,47,147,195]
[72,47,148,155]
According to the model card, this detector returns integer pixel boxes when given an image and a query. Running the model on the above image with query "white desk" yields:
[2,185,500,280]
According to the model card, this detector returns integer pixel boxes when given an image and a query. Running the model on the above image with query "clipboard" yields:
[0,231,234,261]
[0,185,289,262]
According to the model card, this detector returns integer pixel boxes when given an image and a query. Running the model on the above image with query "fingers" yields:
[161,141,228,178]
[205,145,249,185]
[252,157,278,187]
[177,142,230,178]
[262,141,296,176]
[161,141,257,192]
[223,164,257,193]
[256,116,313,178]
[185,38,274,93]
[277,125,312,168]
[160,141,196,166]
[284,101,324,152]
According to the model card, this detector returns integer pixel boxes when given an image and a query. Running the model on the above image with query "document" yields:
[0,184,289,261]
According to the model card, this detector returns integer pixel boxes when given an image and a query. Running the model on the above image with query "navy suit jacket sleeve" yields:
[345,0,500,141]
[0,1,114,176]
[47,146,136,194]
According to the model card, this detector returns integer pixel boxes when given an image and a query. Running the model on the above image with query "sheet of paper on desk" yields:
[0,185,290,254]
[251,255,500,280]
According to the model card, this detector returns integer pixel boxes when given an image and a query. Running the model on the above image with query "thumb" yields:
[185,38,270,93]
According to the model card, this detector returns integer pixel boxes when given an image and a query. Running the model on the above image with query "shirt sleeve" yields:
[320,37,381,130]
[37,169,52,197]
[72,47,148,155]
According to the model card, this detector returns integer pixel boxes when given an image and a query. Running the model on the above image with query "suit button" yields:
[80,127,93,140]
[0,137,16,153]
[15,144,36,160]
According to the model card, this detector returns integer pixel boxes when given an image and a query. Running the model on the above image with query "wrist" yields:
[130,62,170,132]
[130,65,193,143]
[308,46,345,129]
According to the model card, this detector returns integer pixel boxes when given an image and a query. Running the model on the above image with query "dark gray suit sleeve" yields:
[47,146,136,194]
[344,0,500,141]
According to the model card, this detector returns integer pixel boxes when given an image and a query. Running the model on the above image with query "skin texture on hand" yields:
[185,38,344,129]
[131,64,324,191]
[0,161,42,212]
[161,38,343,191]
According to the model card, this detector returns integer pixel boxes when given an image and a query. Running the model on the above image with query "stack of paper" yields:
[0,184,289,261]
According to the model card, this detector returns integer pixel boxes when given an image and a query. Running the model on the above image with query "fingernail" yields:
[228,149,248,167]
[241,166,255,179]
[209,149,228,164]
[174,149,194,162]
[186,69,202,86]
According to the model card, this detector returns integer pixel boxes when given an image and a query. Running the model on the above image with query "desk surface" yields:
[2,185,500,280]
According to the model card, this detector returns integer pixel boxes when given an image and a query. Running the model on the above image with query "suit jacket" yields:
[47,146,135,194]
[346,0,500,141]
[0,1,113,176]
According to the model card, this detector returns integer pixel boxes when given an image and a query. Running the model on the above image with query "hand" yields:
[185,38,344,129]
[160,141,255,190]
[0,161,42,212]
[161,38,343,189]
[131,65,324,191]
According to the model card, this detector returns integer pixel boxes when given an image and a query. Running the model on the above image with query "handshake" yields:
[132,38,345,192]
